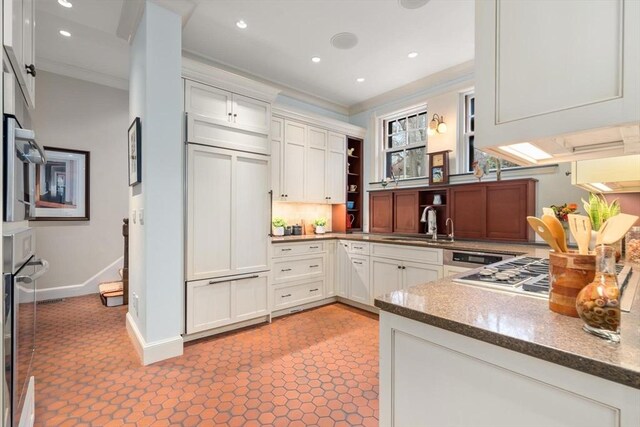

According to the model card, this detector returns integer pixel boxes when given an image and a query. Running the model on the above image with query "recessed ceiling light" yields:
[59,30,71,37]
[330,32,359,50]
[408,52,418,58]
[58,0,73,7]
[311,56,321,63]
[236,20,247,29]
[356,78,365,83]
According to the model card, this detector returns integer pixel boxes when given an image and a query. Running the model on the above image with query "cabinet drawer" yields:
[273,280,324,310]
[370,243,442,265]
[273,242,325,257]
[348,242,370,255]
[272,255,325,283]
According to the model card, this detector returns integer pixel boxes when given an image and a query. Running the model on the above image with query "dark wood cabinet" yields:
[450,185,487,239]
[369,191,393,233]
[393,191,420,234]
[486,180,535,241]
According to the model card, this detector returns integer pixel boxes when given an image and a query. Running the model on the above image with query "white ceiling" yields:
[35,0,475,110]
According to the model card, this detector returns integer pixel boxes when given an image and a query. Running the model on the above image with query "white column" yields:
[126,1,183,365]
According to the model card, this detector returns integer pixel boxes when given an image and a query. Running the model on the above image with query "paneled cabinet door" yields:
[325,241,336,297]
[370,192,394,233]
[326,132,346,204]
[232,93,270,135]
[3,0,36,107]
[450,185,487,239]
[283,120,306,201]
[305,126,327,203]
[486,181,533,241]
[186,144,270,281]
[348,256,370,305]
[271,117,285,201]
[185,79,233,127]
[402,261,442,290]
[186,279,233,333]
[336,242,350,297]
[234,275,269,322]
[371,257,402,302]
[394,191,420,233]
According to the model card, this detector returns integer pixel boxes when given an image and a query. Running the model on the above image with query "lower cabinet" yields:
[273,279,324,310]
[371,257,443,302]
[336,241,350,297]
[186,272,268,334]
[325,241,336,297]
[348,256,371,305]
[443,265,471,276]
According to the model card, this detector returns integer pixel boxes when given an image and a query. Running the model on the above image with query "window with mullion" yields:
[384,111,427,180]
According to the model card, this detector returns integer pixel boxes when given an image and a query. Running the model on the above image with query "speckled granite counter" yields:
[272,233,550,257]
[375,269,640,389]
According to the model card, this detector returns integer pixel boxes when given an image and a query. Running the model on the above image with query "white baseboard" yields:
[126,313,183,365]
[27,257,124,302]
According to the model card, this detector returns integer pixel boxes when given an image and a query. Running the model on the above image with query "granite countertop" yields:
[375,269,640,389]
[271,233,550,257]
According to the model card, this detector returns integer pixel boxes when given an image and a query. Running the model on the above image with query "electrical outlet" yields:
[139,208,144,225]
[132,292,139,317]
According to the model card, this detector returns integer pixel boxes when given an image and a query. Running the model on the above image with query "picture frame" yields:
[34,147,90,221]
[128,117,142,186]
[428,150,450,185]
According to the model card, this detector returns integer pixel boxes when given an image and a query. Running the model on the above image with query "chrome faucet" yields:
[425,206,438,241]
[446,217,455,242]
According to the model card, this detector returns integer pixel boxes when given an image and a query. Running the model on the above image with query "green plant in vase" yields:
[582,193,620,251]
[272,217,286,236]
[314,217,327,234]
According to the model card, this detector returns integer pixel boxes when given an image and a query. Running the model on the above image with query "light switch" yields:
[139,208,144,225]
[132,210,136,224]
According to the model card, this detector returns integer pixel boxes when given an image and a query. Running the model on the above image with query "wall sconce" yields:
[427,114,447,136]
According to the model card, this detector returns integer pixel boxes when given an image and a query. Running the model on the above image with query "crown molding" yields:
[116,0,144,43]
[36,57,129,91]
[182,50,350,116]
[272,104,366,138]
[348,60,475,116]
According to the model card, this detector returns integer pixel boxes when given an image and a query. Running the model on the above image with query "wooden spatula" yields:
[527,216,562,252]
[567,214,591,255]
[542,214,568,252]
[597,213,639,245]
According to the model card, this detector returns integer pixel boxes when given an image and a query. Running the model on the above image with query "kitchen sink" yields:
[380,237,454,245]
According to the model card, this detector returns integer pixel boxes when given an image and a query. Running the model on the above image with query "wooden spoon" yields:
[527,216,562,252]
[567,214,591,255]
[542,214,568,252]
[597,213,639,245]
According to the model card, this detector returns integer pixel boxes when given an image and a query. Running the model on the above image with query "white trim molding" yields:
[22,257,124,302]
[36,57,129,91]
[126,313,184,365]
[272,105,366,138]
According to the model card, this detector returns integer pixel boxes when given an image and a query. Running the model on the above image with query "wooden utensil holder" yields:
[549,251,596,317]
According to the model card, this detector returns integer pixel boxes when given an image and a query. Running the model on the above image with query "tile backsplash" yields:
[272,202,333,234]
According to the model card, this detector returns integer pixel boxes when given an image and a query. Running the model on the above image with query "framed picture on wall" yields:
[34,147,90,220]
[428,150,450,185]
[128,117,142,186]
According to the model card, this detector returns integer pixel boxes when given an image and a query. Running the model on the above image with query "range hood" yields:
[571,154,640,193]
[483,124,640,167]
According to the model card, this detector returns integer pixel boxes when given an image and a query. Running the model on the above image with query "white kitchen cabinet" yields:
[272,254,325,284]
[475,0,640,160]
[271,117,285,201]
[283,120,306,201]
[4,0,36,107]
[185,79,271,154]
[186,273,268,334]
[443,265,471,277]
[371,257,443,302]
[273,279,324,311]
[326,132,346,204]
[348,256,370,305]
[305,126,327,203]
[336,241,350,297]
[186,144,270,281]
[380,312,640,427]
[325,241,336,297]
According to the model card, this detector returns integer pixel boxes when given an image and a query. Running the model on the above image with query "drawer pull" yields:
[310,288,319,292]
[281,293,292,298]
[309,265,319,268]
[309,246,319,249]
[281,268,292,272]
[354,261,363,265]
[208,274,259,285]
[281,248,292,252]
[353,246,363,249]
[397,265,401,269]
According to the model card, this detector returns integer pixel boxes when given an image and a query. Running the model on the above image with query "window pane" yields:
[408,114,418,130]
[398,118,407,131]
[387,120,395,135]
[405,147,425,178]
[387,151,405,179]
[470,116,474,132]
[468,135,476,172]
[418,112,426,128]
[390,133,407,148]
[470,97,475,115]
[408,130,424,144]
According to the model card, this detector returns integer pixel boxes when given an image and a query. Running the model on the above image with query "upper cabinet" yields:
[475,0,640,165]
[185,79,271,155]
[4,0,36,108]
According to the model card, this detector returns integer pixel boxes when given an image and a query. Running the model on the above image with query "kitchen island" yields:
[375,267,640,427]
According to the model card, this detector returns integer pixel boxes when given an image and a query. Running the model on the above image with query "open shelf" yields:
[346,136,363,233]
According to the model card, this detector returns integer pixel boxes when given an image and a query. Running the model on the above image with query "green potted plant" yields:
[313,217,327,234]
[272,217,286,236]
[582,193,620,249]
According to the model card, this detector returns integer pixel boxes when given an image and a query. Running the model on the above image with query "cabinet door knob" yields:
[25,64,36,77]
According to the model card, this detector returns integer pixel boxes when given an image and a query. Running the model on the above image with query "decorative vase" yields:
[273,226,284,236]
[588,230,598,251]
[315,225,325,234]
[575,245,620,343]
[549,251,595,317]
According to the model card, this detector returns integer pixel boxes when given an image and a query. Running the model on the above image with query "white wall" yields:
[31,71,129,292]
